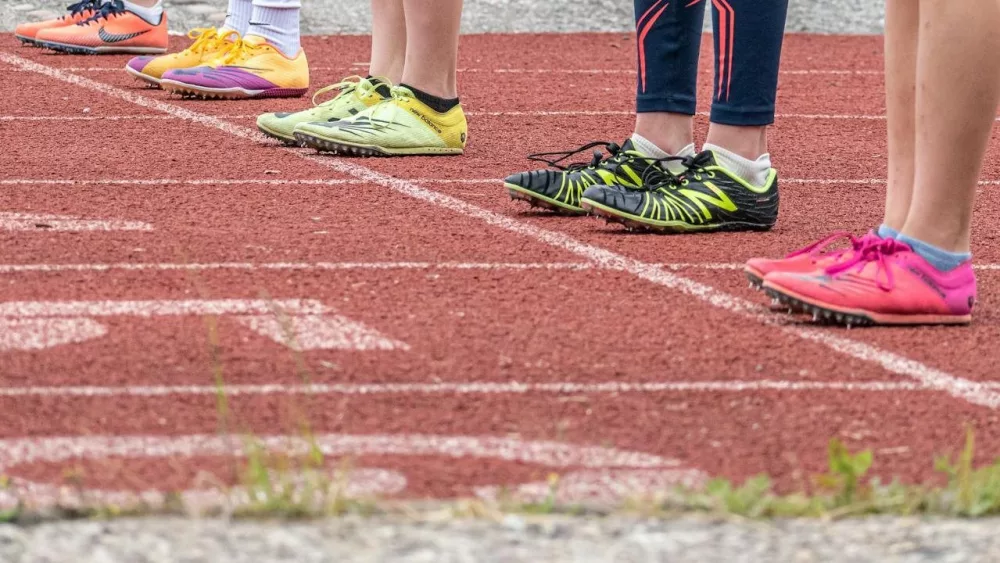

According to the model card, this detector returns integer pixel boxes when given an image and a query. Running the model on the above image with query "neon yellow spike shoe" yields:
[160,35,309,100]
[125,28,239,88]
[293,86,467,156]
[256,76,393,145]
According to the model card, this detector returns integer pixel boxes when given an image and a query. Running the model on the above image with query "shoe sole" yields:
[745,266,765,290]
[160,79,307,100]
[763,283,972,326]
[257,122,299,145]
[505,183,586,215]
[582,199,775,234]
[37,40,167,55]
[293,131,463,157]
[124,64,162,88]
[15,34,38,46]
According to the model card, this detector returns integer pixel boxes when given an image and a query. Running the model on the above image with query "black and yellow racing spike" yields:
[580,150,779,233]
[503,140,674,215]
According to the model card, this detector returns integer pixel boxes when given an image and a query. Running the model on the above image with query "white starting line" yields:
[0,299,407,353]
[0,433,704,509]
[0,212,152,232]
[10,65,885,76]
[0,379,956,399]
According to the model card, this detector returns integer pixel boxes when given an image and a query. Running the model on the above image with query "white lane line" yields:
[6,177,1000,187]
[0,111,900,120]
[0,212,152,232]
[0,434,695,510]
[0,298,328,317]
[6,52,996,409]
[0,178,359,186]
[20,112,1000,122]
[10,65,886,76]
[0,299,408,352]
[0,380,939,398]
[0,114,257,121]
[0,261,597,273]
[3,261,1000,274]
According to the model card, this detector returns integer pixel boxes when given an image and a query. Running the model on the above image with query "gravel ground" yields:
[0,515,997,562]
[2,0,885,35]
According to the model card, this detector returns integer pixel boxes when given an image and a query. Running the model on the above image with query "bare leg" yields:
[400,0,462,98]
[899,0,1000,252]
[369,0,406,84]
[881,0,919,231]
[634,113,694,155]
[705,124,767,160]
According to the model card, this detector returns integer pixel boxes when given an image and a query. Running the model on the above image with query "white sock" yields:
[629,133,696,176]
[123,0,163,25]
[248,0,301,58]
[222,0,253,35]
[702,142,772,188]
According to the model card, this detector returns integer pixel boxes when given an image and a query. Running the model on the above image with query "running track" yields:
[2,33,1000,507]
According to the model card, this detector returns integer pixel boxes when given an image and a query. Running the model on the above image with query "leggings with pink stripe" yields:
[634,0,788,126]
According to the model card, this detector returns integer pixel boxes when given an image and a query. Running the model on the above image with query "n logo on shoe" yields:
[98,27,147,43]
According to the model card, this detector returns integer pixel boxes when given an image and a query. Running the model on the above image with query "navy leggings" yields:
[634,0,788,126]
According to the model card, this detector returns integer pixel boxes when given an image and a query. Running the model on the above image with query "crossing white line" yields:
[11,66,885,76]
[0,261,997,275]
[0,380,946,399]
[19,111,995,122]
[4,177,999,188]
[4,51,996,409]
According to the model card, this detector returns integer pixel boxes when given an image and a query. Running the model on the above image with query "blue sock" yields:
[896,234,971,272]
[877,224,899,239]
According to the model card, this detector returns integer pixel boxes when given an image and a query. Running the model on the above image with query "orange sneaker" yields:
[35,0,168,55]
[14,0,101,45]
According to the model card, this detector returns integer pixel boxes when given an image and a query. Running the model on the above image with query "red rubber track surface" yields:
[2,33,1000,503]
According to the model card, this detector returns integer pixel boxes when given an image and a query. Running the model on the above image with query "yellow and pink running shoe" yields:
[744,231,882,289]
[160,35,308,100]
[15,0,101,46]
[126,27,239,87]
[762,238,976,326]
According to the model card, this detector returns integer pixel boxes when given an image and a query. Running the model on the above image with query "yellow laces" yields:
[366,85,412,127]
[181,27,219,55]
[217,35,261,65]
[311,75,367,106]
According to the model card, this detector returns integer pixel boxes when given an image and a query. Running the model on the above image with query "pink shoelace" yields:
[824,237,911,291]
[785,231,881,261]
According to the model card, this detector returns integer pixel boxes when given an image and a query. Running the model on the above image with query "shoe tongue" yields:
[619,139,636,153]
[695,149,719,166]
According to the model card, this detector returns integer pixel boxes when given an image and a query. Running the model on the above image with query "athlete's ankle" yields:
[633,112,694,155]
[897,233,972,272]
[702,142,772,188]
[400,83,460,113]
[704,124,767,160]
[629,133,694,175]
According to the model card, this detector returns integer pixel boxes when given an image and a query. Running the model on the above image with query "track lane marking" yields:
[4,51,997,408]
[7,112,998,121]
[0,299,408,352]
[8,66,887,75]
[0,380,945,398]
[0,211,152,232]
[2,261,1000,274]
[5,177,1000,186]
